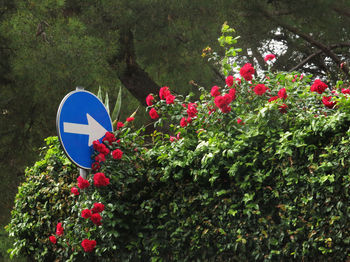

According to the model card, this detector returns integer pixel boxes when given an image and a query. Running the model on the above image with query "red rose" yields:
[112,149,123,160]
[91,162,100,172]
[264,54,276,62]
[228,88,236,101]
[56,222,64,236]
[239,63,255,81]
[95,153,105,163]
[71,187,79,196]
[93,172,110,187]
[102,132,116,144]
[159,86,171,100]
[81,239,97,253]
[116,121,124,130]
[310,79,328,94]
[93,140,109,155]
[146,94,155,106]
[279,103,288,114]
[92,203,105,214]
[49,235,57,244]
[81,209,92,219]
[180,117,188,127]
[322,96,336,109]
[166,94,175,104]
[278,88,287,99]
[149,108,159,119]
[225,75,234,87]
[237,118,245,125]
[126,117,135,122]
[90,213,102,226]
[77,176,90,189]
[211,86,220,97]
[254,84,267,96]
[268,96,279,102]
[187,103,197,118]
[341,88,350,94]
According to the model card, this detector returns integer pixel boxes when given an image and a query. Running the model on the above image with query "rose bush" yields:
[7,24,350,261]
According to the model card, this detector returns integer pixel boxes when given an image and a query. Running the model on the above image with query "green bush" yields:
[7,24,350,261]
[6,137,80,261]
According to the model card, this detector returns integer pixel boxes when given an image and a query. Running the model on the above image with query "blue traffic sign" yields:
[56,90,112,169]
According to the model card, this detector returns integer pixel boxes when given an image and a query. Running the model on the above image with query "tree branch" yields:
[261,9,350,78]
[289,43,350,72]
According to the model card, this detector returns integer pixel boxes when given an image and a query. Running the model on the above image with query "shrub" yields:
[7,24,350,261]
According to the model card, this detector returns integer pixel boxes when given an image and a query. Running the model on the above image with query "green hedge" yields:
[7,25,350,261]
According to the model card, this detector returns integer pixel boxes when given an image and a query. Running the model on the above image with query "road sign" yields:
[56,90,112,169]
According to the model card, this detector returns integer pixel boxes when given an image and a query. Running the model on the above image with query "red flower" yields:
[310,79,328,94]
[90,213,102,226]
[240,63,255,81]
[95,153,105,163]
[180,117,188,127]
[116,121,124,130]
[169,136,176,142]
[229,88,236,101]
[278,88,287,99]
[102,132,116,144]
[81,239,97,253]
[268,96,279,102]
[126,117,135,122]
[56,222,64,236]
[77,176,90,189]
[146,94,155,106]
[71,187,79,196]
[322,96,336,109]
[225,75,234,87]
[149,108,159,119]
[279,104,288,114]
[112,149,123,159]
[93,172,110,187]
[237,118,245,125]
[254,84,267,96]
[235,78,242,85]
[159,86,171,100]
[81,209,92,219]
[187,103,197,118]
[341,88,350,94]
[91,162,100,172]
[264,54,276,62]
[214,94,233,113]
[166,94,175,104]
[211,86,221,97]
[92,203,105,214]
[49,235,57,244]
[93,140,109,154]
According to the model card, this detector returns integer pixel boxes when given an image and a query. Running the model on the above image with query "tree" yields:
[1,0,350,226]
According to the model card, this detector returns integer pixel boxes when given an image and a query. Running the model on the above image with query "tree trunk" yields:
[117,29,160,107]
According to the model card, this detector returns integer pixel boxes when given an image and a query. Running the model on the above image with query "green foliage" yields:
[7,25,350,261]
[6,137,79,261]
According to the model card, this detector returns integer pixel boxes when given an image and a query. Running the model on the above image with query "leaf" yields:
[128,106,139,119]
[111,86,122,121]
[104,92,110,114]
[97,86,103,101]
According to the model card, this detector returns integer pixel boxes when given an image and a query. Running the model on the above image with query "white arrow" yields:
[63,113,108,146]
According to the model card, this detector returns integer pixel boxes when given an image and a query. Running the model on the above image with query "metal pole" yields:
[79,168,88,179]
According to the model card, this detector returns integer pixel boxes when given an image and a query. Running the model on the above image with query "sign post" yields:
[56,88,112,176]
